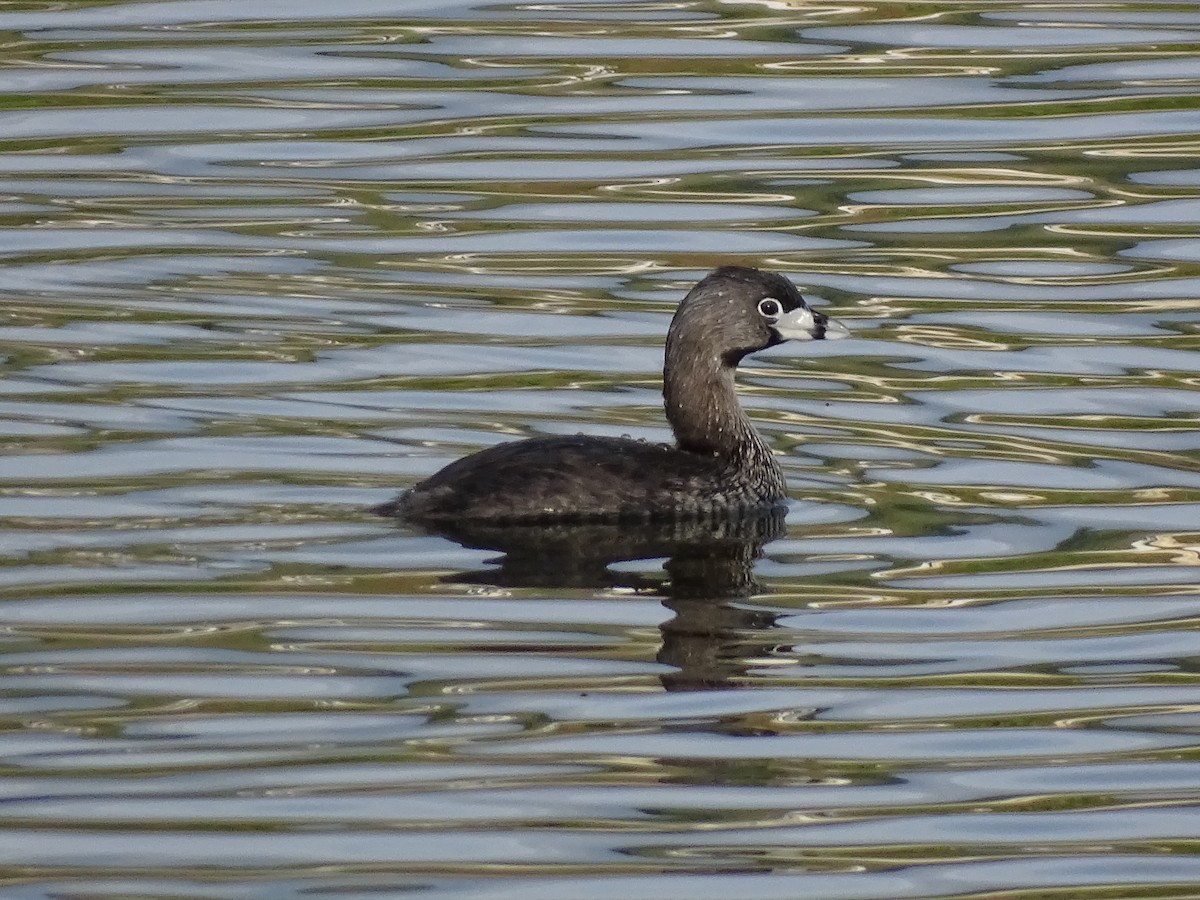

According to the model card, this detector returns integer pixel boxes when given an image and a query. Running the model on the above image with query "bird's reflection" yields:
[413,511,787,691]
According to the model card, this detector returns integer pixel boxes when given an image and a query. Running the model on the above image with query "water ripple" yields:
[1,1,1199,897]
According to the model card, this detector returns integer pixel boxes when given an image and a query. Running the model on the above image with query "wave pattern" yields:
[2,1,1200,897]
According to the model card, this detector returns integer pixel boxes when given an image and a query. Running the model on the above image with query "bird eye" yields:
[758,298,782,319]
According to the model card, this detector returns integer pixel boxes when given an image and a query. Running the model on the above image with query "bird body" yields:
[377,266,847,524]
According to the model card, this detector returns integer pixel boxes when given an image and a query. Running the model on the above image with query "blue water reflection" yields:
[1,0,1199,897]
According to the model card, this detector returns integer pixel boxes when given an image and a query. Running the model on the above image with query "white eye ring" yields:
[758,297,782,319]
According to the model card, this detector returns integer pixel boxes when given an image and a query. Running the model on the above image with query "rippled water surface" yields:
[3,1,1200,897]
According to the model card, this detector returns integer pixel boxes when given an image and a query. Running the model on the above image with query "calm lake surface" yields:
[2,1,1200,897]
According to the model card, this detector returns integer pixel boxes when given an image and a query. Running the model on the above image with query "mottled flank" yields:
[379,266,844,523]
[374,434,783,522]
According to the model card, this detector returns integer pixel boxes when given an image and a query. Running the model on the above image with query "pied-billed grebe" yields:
[376,266,848,523]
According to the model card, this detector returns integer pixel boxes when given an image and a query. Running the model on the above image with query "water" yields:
[2,1,1200,896]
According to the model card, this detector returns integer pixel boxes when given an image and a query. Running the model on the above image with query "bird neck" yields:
[663,347,771,463]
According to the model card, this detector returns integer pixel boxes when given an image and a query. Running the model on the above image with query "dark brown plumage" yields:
[376,266,847,523]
